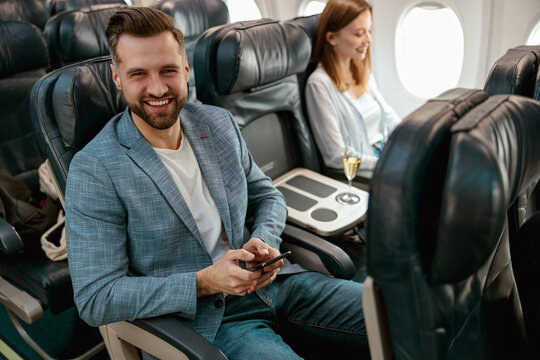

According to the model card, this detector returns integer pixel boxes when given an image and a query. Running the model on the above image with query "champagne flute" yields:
[336,138,361,205]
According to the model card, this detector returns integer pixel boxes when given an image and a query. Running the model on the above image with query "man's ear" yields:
[326,31,337,46]
[110,63,122,91]
[183,55,190,83]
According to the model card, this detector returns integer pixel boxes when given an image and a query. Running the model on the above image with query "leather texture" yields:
[154,0,229,101]
[484,45,540,100]
[49,0,125,16]
[31,56,125,193]
[194,19,320,176]
[0,21,49,77]
[0,0,50,29]
[0,21,47,185]
[368,87,522,360]
[44,3,128,69]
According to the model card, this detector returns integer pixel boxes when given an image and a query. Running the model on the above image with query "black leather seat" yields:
[0,20,104,360]
[194,19,320,178]
[152,0,229,102]
[49,0,126,16]
[365,91,538,359]
[44,3,128,69]
[0,0,50,29]
[484,45,540,100]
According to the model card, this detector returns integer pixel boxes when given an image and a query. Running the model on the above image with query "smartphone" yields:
[246,251,292,271]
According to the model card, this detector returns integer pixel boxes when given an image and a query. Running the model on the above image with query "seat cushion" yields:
[0,254,73,315]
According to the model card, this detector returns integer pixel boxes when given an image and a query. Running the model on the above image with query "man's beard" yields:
[127,92,187,130]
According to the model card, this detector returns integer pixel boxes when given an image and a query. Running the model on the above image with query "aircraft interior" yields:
[1,0,540,359]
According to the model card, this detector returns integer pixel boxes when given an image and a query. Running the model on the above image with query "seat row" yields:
[1,4,540,359]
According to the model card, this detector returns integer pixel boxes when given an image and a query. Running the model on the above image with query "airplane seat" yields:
[484,45,540,99]
[0,0,50,29]
[151,0,230,102]
[194,19,320,179]
[362,87,489,359]
[0,21,105,360]
[30,55,357,359]
[364,92,539,359]
[49,0,126,16]
[43,3,128,69]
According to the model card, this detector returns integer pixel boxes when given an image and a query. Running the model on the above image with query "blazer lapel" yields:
[183,119,233,244]
[116,109,205,248]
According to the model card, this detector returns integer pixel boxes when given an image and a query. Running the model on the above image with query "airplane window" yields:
[395,4,464,99]
[526,20,540,45]
[299,0,327,16]
[223,0,262,22]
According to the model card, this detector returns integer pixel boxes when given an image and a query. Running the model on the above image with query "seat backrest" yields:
[483,45,540,237]
[484,45,540,100]
[0,0,50,29]
[193,19,320,179]
[366,88,492,359]
[31,56,125,195]
[43,3,128,69]
[153,0,229,102]
[442,94,540,358]
[49,0,126,16]
[0,21,49,187]
[367,91,539,359]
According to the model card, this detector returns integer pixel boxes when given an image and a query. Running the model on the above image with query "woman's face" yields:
[326,10,372,63]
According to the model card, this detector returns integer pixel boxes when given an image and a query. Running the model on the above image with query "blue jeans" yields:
[213,272,368,360]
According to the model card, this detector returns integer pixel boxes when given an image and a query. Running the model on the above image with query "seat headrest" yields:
[0,0,49,29]
[155,0,229,41]
[484,45,540,98]
[50,56,125,148]
[0,21,49,77]
[50,0,126,15]
[289,14,320,48]
[44,3,127,69]
[432,95,540,283]
[214,21,311,94]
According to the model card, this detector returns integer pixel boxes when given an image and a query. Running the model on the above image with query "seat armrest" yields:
[281,224,356,279]
[0,218,24,254]
[128,316,227,360]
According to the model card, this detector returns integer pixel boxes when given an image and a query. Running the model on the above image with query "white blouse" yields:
[305,64,401,176]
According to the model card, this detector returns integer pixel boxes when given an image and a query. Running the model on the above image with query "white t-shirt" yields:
[154,133,229,264]
[345,91,384,146]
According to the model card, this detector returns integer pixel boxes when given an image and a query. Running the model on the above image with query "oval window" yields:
[395,3,464,98]
[225,0,262,22]
[299,0,327,16]
[527,20,540,45]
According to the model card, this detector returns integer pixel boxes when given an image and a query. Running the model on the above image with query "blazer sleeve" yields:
[65,151,198,327]
[226,112,287,250]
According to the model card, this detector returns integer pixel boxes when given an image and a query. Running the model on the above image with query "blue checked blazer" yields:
[65,102,287,341]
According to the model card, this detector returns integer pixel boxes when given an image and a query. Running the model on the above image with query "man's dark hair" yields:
[106,7,185,65]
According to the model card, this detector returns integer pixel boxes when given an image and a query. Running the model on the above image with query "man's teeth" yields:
[147,99,169,106]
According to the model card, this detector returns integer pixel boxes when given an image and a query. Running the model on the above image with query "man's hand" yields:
[196,249,274,297]
[242,238,283,293]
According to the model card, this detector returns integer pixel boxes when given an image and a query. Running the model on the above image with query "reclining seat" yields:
[365,92,539,359]
[31,54,357,359]
[44,3,128,69]
[483,45,540,235]
[0,0,49,29]
[362,87,489,359]
[0,21,105,360]
[153,0,230,102]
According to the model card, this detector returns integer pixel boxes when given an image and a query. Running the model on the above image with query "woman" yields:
[305,0,401,176]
